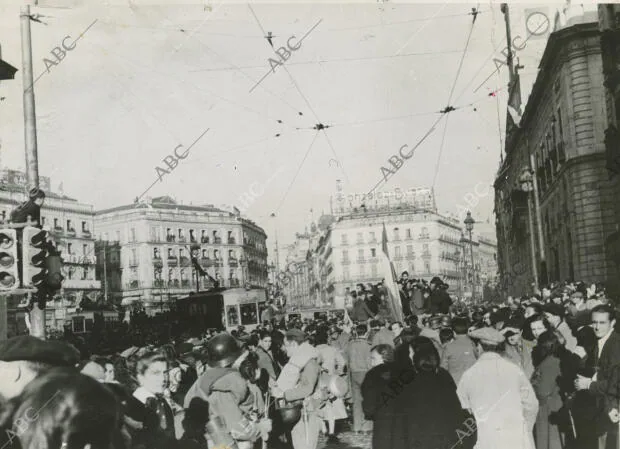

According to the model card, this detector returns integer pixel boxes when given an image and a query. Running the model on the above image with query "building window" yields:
[201,249,208,258]
[82,221,87,232]
[67,243,73,255]
[82,244,87,255]
[369,231,376,242]
[356,232,363,243]
[54,218,59,229]
[370,248,376,258]
[393,228,400,240]
[406,228,412,239]
[229,249,234,259]
[421,227,428,238]
[357,249,364,261]
[154,248,160,258]
[179,248,185,258]
[115,230,120,241]
[423,244,429,252]
[130,228,136,242]
[395,246,401,258]
[343,267,350,280]
[424,262,431,274]
[167,248,173,258]
[82,268,88,280]
[131,249,137,261]
[189,229,196,242]
[342,250,349,262]
[66,220,72,231]
[41,216,45,226]
[371,264,378,277]
[341,234,348,245]
[359,265,365,276]
[214,249,219,260]
[407,245,413,255]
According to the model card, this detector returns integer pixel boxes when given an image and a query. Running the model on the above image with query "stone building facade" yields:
[495,19,617,295]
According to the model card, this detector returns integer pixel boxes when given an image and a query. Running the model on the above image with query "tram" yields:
[177,287,268,333]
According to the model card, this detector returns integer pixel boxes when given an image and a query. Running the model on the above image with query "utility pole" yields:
[103,241,108,302]
[21,5,45,339]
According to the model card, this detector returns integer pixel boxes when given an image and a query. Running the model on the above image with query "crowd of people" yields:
[0,274,619,449]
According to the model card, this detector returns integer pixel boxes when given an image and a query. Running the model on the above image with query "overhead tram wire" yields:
[248,3,350,184]
[188,31,308,120]
[275,131,320,213]
[189,49,464,72]
[325,9,484,31]
[90,40,298,133]
[431,5,479,189]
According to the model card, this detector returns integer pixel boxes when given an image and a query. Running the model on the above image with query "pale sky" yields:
[0,0,575,260]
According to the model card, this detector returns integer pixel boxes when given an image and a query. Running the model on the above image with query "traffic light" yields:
[0,229,18,291]
[45,249,64,292]
[21,226,48,288]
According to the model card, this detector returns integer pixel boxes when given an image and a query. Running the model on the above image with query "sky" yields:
[0,0,583,261]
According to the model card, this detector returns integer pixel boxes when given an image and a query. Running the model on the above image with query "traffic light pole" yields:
[21,5,45,339]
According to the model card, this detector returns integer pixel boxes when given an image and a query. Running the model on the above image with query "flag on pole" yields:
[381,223,404,322]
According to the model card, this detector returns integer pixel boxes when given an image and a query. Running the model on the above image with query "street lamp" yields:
[519,168,539,289]
[464,211,475,303]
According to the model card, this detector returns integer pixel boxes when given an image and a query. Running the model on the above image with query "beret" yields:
[0,336,80,366]
[285,329,306,340]
[468,327,505,345]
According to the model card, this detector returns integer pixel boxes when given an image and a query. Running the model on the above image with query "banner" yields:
[381,223,404,322]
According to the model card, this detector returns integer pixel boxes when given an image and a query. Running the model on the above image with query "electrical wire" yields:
[189,49,464,72]
[248,2,349,184]
[189,32,307,119]
[275,131,320,212]
[325,9,483,31]
[430,6,478,189]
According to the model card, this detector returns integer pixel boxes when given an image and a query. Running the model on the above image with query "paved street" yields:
[317,430,371,449]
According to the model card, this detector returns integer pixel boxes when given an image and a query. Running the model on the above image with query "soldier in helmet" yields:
[183,334,272,449]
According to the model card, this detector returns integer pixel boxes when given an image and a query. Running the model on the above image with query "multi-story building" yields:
[312,198,497,306]
[598,4,620,285]
[494,13,615,295]
[0,169,100,333]
[95,196,268,314]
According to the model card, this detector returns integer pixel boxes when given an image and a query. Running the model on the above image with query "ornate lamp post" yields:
[519,168,539,289]
[464,211,475,303]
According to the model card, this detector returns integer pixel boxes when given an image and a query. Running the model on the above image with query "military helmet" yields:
[206,333,243,368]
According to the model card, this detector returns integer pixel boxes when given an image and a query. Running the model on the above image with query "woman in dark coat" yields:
[362,344,412,449]
[399,338,472,449]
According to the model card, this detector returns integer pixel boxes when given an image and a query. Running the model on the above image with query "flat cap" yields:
[468,327,505,346]
[285,329,306,340]
[0,336,80,366]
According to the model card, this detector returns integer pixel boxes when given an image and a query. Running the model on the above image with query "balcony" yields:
[214,237,222,244]
[53,226,64,235]
[356,258,366,264]
[126,280,140,289]
[178,236,187,243]
[82,229,92,238]
[422,251,431,258]
[67,228,76,237]
[190,236,197,243]
[152,257,163,268]
[228,238,236,244]
[200,236,210,244]
[229,258,238,267]
[167,256,178,267]
[419,233,430,240]
[153,279,165,288]
[166,235,176,243]
[181,279,190,288]
[199,257,213,267]
[340,240,348,246]
[128,259,139,268]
